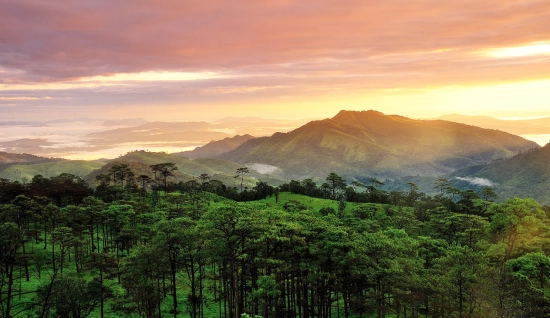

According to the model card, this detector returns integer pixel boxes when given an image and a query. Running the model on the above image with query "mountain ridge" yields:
[219,110,538,179]
[173,134,255,159]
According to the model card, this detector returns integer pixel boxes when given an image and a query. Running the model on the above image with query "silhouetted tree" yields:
[235,167,249,193]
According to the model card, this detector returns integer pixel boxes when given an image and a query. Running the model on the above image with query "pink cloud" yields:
[1,0,549,83]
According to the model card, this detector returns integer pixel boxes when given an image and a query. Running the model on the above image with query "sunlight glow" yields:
[519,134,550,146]
[80,71,225,82]
[498,116,549,121]
[422,80,550,117]
[485,42,550,58]
[0,71,228,91]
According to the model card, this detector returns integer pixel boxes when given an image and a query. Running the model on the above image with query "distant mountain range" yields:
[86,119,311,148]
[219,110,538,179]
[0,117,310,158]
[3,110,550,204]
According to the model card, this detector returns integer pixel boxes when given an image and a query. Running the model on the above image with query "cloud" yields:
[247,163,280,174]
[0,96,52,100]
[1,1,550,121]
[455,177,494,187]
[0,138,54,153]
[1,0,549,82]
[484,43,550,58]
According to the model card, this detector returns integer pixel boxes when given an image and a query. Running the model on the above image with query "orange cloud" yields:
[0,0,549,121]
[1,1,548,81]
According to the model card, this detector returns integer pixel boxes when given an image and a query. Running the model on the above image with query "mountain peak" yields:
[333,109,384,119]
[331,110,389,126]
[221,110,538,179]
[330,110,415,131]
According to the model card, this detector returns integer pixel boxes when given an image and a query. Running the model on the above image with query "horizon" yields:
[3,111,550,123]
[1,110,549,160]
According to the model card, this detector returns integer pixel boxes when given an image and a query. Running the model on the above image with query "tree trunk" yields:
[233,259,240,318]
[100,269,105,318]
[5,258,15,318]
[171,253,178,318]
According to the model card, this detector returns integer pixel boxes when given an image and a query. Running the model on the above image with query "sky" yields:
[1,0,550,122]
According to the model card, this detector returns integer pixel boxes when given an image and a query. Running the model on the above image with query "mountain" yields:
[219,110,538,180]
[450,144,550,205]
[173,134,255,159]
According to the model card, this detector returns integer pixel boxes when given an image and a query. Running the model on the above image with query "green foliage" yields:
[506,252,550,288]
[37,273,104,318]
[83,152,288,193]
[282,199,308,212]
[489,197,548,262]
[4,167,550,317]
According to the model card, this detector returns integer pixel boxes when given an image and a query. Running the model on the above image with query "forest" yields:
[2,162,550,318]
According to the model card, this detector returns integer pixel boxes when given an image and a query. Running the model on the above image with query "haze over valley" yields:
[1,112,549,160]
[2,110,550,203]
[0,117,312,159]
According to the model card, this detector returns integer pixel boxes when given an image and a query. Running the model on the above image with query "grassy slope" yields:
[0,160,105,181]
[256,191,394,218]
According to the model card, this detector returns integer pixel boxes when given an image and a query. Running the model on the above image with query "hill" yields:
[83,151,287,188]
[450,144,550,204]
[0,151,62,165]
[173,134,255,158]
[219,110,538,180]
[0,160,105,182]
[0,151,65,175]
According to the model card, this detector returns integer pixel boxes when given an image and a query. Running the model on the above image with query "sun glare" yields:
[486,42,550,58]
